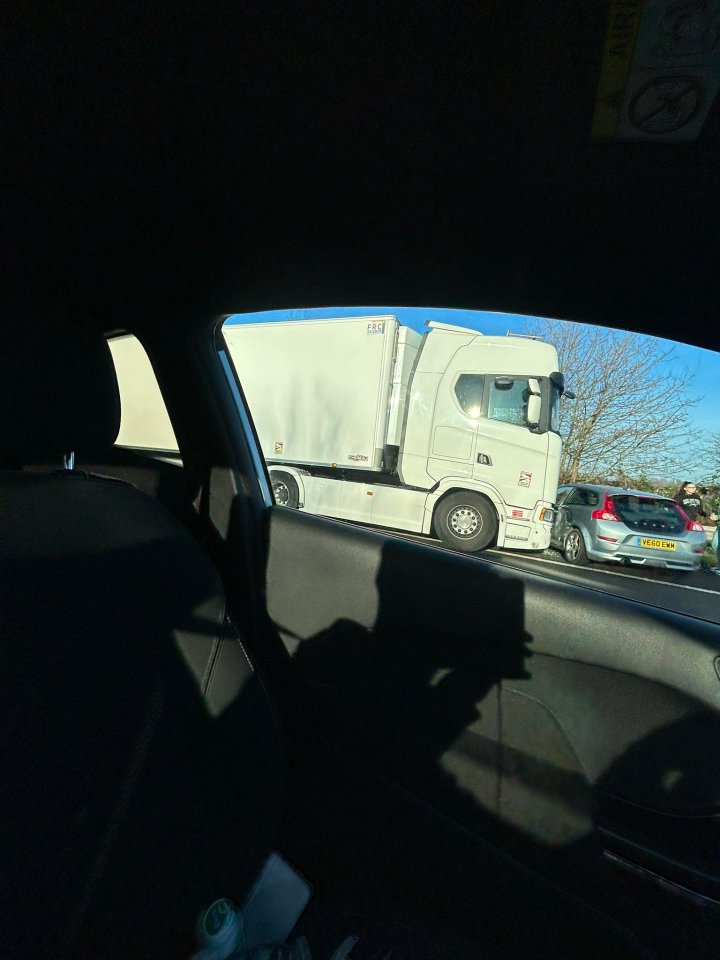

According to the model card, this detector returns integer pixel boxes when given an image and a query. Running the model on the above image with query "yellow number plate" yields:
[639,537,676,551]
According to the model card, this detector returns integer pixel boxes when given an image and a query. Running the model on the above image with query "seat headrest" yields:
[0,322,120,463]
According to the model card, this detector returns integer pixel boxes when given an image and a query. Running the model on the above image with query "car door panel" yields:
[558,491,584,542]
[265,506,720,906]
[267,506,513,812]
[552,487,571,545]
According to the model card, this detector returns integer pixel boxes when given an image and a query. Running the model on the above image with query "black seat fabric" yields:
[0,322,121,466]
[0,326,283,959]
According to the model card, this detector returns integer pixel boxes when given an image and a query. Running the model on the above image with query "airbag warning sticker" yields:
[592,0,720,142]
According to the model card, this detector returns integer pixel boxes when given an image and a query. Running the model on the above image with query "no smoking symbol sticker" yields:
[629,76,702,135]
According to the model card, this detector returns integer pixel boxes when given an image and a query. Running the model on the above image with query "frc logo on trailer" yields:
[518,471,532,487]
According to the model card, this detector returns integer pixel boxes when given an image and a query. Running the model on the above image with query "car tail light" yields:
[591,494,620,522]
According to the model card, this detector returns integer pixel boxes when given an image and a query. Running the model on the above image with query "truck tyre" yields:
[434,492,498,552]
[270,470,300,508]
[563,528,588,565]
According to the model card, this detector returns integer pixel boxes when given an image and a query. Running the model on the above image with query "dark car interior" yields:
[3,3,720,958]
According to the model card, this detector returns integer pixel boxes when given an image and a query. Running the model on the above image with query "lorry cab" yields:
[400,324,563,551]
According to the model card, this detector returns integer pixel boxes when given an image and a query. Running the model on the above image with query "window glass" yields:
[555,487,571,504]
[488,378,529,427]
[219,307,719,620]
[612,495,685,534]
[454,374,484,418]
[108,335,179,453]
[566,488,599,507]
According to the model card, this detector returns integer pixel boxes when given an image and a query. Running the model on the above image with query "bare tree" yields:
[701,436,720,487]
[524,318,700,484]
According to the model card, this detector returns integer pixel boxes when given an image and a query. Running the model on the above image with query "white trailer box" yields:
[223,316,399,471]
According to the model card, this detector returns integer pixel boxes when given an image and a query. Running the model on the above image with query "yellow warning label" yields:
[591,0,644,140]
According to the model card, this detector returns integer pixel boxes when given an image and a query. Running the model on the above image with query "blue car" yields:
[551,483,707,571]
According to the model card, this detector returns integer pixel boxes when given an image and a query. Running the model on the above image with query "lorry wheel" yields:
[270,470,300,508]
[563,528,588,565]
[434,492,498,552]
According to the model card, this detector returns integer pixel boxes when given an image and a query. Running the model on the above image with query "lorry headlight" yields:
[539,507,555,523]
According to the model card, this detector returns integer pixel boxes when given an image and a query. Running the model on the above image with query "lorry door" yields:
[425,368,480,482]
[472,373,550,512]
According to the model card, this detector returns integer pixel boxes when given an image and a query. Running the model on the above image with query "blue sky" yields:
[227,306,718,476]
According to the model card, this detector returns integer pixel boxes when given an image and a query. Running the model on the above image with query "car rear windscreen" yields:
[612,495,685,535]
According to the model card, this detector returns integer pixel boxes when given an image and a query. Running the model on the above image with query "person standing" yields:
[710,498,720,574]
[673,481,718,524]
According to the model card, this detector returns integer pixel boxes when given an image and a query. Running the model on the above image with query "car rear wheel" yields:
[563,528,588,565]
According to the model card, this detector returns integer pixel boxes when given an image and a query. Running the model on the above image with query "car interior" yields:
[3,4,720,959]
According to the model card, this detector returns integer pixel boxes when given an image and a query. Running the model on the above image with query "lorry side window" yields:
[488,378,529,427]
[454,374,485,418]
[107,334,179,453]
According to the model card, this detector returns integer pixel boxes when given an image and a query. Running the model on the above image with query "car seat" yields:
[0,321,284,959]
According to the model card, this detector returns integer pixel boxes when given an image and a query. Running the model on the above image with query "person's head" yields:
[682,481,698,495]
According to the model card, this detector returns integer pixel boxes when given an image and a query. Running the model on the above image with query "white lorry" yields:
[222,315,567,552]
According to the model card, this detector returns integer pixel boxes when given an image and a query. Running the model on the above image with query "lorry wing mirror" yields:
[564,390,576,400]
[527,393,541,429]
[527,377,541,396]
